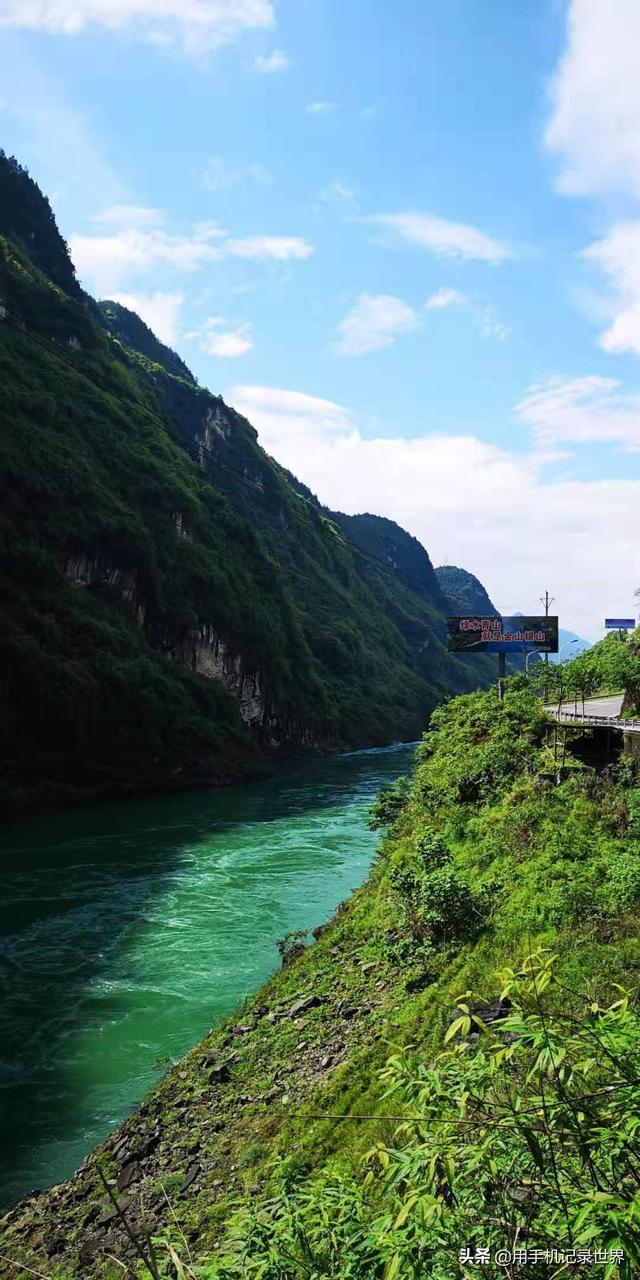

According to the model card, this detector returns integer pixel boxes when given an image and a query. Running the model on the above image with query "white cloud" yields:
[254,48,290,73]
[190,316,253,358]
[305,101,337,115]
[70,225,224,292]
[335,293,417,357]
[204,331,253,357]
[425,287,466,310]
[93,204,164,227]
[69,217,313,292]
[546,10,640,356]
[516,375,640,452]
[372,212,511,264]
[546,0,640,197]
[110,290,184,345]
[228,386,352,441]
[0,51,125,212]
[318,180,358,210]
[581,222,640,356]
[477,305,510,343]
[423,289,509,341]
[0,0,275,55]
[200,156,271,192]
[225,383,640,638]
[225,235,313,260]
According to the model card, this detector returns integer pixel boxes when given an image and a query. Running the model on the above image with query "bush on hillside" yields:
[368,776,411,832]
[158,952,640,1280]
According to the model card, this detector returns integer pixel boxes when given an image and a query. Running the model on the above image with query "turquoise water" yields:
[0,743,415,1206]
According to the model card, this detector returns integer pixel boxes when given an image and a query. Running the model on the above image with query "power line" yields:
[1,312,446,604]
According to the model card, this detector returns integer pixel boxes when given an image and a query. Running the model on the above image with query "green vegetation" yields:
[0,150,79,295]
[4,680,640,1278]
[203,958,640,1280]
[534,632,640,714]
[2,147,639,1280]
[435,565,499,618]
[98,300,194,383]
[0,150,492,814]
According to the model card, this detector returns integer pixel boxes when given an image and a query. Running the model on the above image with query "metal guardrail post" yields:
[546,708,640,733]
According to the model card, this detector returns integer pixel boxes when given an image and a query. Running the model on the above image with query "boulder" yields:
[289,995,323,1018]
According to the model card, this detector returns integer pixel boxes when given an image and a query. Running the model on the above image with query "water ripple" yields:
[0,742,415,1205]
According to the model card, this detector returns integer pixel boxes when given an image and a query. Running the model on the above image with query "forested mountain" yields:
[98,300,193,382]
[435,563,500,616]
[0,151,493,814]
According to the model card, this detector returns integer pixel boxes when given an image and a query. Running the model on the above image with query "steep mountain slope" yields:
[435,563,500,616]
[98,299,193,382]
[0,151,492,814]
[335,513,441,598]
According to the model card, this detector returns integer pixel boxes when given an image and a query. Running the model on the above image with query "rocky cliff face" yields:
[0,150,494,813]
[188,628,264,726]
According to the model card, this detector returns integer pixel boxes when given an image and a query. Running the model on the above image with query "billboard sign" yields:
[605,618,635,630]
[447,615,559,654]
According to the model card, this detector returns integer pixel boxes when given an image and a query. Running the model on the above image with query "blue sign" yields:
[605,618,635,629]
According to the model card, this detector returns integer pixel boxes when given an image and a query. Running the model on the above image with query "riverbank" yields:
[0,745,414,1211]
[0,747,260,821]
[0,731,415,822]
[3,684,640,1277]
[1,886,402,1275]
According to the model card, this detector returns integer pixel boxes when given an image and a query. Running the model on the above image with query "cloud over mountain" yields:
[0,0,275,54]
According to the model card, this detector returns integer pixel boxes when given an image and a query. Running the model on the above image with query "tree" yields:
[595,636,640,712]
[567,652,601,713]
[538,660,570,713]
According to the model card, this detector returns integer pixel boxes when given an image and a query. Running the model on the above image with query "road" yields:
[547,693,640,734]
[550,694,624,719]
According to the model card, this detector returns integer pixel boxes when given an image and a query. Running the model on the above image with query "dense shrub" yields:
[150,954,640,1280]
[368,777,411,832]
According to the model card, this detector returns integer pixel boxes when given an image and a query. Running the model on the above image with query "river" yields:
[0,742,415,1207]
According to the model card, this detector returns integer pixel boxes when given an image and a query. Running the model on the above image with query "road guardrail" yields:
[548,709,640,734]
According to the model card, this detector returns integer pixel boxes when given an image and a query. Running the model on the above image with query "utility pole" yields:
[540,590,555,704]
[498,652,506,701]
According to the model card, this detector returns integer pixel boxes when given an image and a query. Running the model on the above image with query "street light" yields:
[525,650,543,676]
[560,639,579,661]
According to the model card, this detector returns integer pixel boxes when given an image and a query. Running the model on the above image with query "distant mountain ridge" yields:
[552,630,591,663]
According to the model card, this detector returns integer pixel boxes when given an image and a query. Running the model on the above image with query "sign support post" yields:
[498,653,506,701]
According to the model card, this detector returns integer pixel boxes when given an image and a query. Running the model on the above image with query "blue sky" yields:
[1,0,639,637]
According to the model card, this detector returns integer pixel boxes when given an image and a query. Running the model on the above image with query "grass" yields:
[2,680,640,1278]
